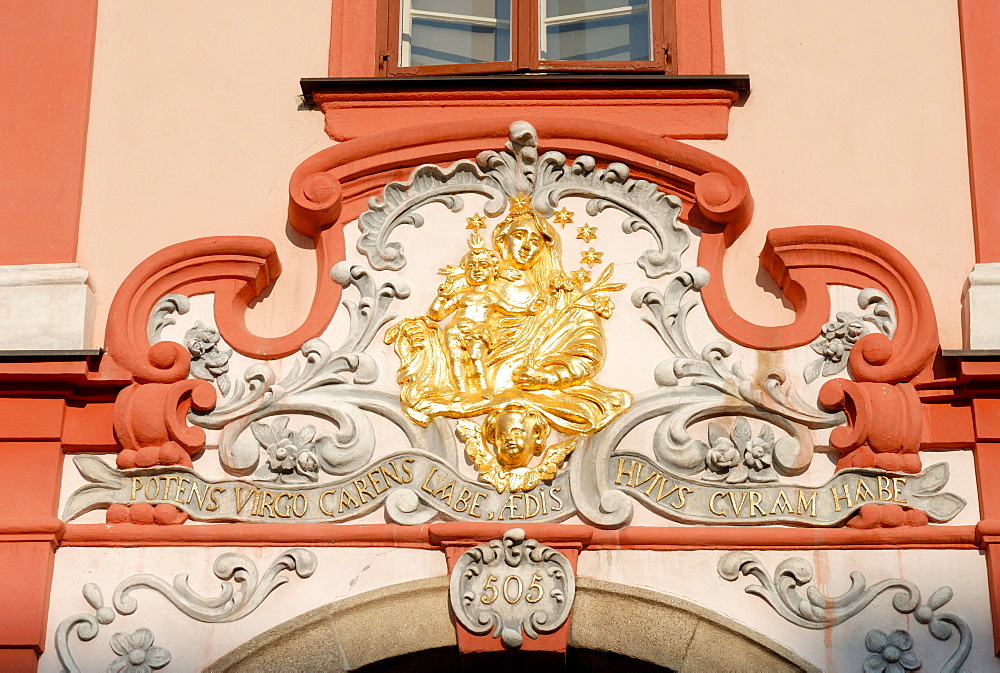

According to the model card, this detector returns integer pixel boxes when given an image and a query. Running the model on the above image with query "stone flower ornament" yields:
[863,629,920,673]
[108,628,170,673]
[250,416,324,484]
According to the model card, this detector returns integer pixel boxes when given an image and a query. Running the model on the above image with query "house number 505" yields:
[480,574,544,605]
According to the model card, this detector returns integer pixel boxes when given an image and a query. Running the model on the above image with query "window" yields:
[381,0,674,75]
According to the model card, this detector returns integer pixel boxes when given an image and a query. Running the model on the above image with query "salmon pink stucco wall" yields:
[75,0,974,349]
[75,0,333,345]
[690,0,974,349]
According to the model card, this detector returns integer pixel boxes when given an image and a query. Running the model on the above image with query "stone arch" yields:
[206,576,818,672]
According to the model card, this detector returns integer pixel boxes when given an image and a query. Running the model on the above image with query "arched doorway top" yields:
[207,576,818,672]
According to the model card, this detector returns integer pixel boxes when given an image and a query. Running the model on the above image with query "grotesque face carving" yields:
[503,220,546,270]
[484,404,550,469]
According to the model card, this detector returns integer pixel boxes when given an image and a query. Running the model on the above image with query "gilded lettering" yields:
[549,487,564,511]
[877,475,893,501]
[319,490,338,516]
[380,461,404,485]
[892,478,907,504]
[353,478,375,503]
[855,478,876,503]
[831,484,853,512]
[173,477,191,505]
[643,473,662,496]
[727,491,748,517]
[469,491,486,518]
[654,479,679,503]
[206,486,223,512]
[748,491,766,517]
[130,477,143,501]
[670,486,693,510]
[187,480,209,510]
[452,487,473,513]
[431,480,456,505]
[710,491,728,517]
[292,492,308,518]
[274,492,292,518]
[614,458,638,486]
[259,490,277,518]
[797,490,817,517]
[632,462,657,490]
[367,468,387,494]
[524,493,540,518]
[498,495,519,521]
[338,488,360,514]
[421,467,440,494]
[769,490,793,515]
[234,487,254,515]
[400,458,415,483]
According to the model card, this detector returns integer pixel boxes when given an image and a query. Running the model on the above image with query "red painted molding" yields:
[0,0,97,265]
[698,226,939,384]
[959,0,1000,262]
[311,83,741,142]
[58,522,978,551]
[819,380,923,473]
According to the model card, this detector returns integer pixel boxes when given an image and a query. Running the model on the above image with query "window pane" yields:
[541,0,651,62]
[401,0,511,67]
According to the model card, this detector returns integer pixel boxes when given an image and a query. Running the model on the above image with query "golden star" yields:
[510,194,532,214]
[576,223,598,243]
[553,207,574,226]
[581,248,604,267]
[466,213,486,232]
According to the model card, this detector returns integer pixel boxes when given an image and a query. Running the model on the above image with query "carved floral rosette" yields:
[450,528,575,648]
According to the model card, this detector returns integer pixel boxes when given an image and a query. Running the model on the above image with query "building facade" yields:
[2,1,999,670]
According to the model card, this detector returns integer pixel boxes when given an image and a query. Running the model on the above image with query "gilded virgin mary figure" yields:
[385,198,631,491]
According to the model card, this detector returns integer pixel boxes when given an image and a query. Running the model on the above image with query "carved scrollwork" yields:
[718,552,972,672]
[357,121,690,281]
[189,263,457,475]
[54,549,316,673]
[113,548,317,622]
[571,266,845,528]
[450,528,575,648]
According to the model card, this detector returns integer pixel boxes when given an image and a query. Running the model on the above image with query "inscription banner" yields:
[610,452,966,526]
[65,452,965,527]
[64,452,573,524]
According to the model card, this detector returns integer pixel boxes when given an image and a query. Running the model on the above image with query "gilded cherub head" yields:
[483,403,550,470]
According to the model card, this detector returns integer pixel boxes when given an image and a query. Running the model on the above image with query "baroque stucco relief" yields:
[62,121,960,531]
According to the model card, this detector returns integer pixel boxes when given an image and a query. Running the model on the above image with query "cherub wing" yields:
[537,438,578,481]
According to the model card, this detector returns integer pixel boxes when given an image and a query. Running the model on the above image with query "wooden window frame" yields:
[377,0,676,76]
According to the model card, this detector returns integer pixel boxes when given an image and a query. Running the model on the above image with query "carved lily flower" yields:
[591,294,614,319]
[863,629,920,673]
[108,628,171,673]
